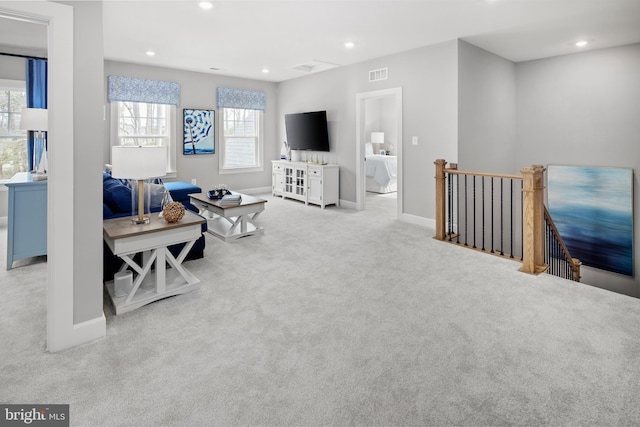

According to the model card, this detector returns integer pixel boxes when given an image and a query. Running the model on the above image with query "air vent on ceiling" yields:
[369,67,388,82]
[292,60,339,74]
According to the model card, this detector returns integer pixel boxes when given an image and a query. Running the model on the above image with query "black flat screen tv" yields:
[285,110,330,151]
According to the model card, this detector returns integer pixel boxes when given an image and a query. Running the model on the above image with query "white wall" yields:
[103,61,278,192]
[365,97,397,155]
[278,40,459,219]
[458,40,516,174]
[0,55,28,218]
[516,43,640,297]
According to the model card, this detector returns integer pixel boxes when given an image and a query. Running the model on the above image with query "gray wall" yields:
[0,54,26,80]
[277,40,459,218]
[62,1,105,324]
[515,43,640,297]
[103,61,278,191]
[458,40,517,174]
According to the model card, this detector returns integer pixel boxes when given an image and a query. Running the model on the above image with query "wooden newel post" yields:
[434,159,447,240]
[520,165,547,274]
[571,258,582,282]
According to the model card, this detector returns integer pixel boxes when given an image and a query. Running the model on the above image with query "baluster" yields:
[521,181,524,259]
[473,175,476,249]
[500,178,504,256]
[447,172,452,241]
[545,223,549,267]
[510,179,514,258]
[491,177,494,253]
[464,175,468,246]
[456,174,460,244]
[482,177,485,251]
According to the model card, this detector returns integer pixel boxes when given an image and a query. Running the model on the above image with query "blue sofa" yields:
[102,173,206,281]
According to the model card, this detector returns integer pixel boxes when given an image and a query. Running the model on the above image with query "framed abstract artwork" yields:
[183,109,215,155]
[547,165,633,276]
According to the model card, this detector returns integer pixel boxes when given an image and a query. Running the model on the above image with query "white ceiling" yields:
[2,1,640,83]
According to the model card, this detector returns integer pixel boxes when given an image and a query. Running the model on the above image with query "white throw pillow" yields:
[365,143,374,156]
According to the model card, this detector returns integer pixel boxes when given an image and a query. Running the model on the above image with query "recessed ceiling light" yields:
[575,40,589,47]
[199,2,213,10]
[262,68,270,74]
[344,41,355,49]
[145,51,156,57]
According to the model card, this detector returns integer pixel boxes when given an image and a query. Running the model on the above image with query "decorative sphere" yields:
[162,201,185,223]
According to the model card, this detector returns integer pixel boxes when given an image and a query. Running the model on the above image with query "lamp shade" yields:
[20,108,48,131]
[371,132,384,145]
[111,146,167,179]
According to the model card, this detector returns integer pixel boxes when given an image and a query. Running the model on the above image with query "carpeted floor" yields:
[1,192,640,426]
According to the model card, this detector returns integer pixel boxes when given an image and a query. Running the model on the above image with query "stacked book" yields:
[219,193,242,205]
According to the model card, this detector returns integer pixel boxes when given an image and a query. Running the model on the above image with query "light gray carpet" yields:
[1,192,640,426]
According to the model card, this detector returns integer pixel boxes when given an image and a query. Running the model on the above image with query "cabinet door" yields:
[284,167,294,194]
[272,170,284,195]
[308,176,322,204]
[272,163,284,195]
[295,167,306,197]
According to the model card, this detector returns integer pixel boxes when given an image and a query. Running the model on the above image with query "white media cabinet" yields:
[272,160,339,209]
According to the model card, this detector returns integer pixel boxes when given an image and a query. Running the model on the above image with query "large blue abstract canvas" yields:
[183,109,214,155]
[548,165,633,276]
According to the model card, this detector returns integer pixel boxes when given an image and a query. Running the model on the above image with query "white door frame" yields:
[355,87,403,215]
[0,2,104,351]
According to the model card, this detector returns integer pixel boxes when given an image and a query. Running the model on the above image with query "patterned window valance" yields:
[217,87,266,111]
[108,76,180,106]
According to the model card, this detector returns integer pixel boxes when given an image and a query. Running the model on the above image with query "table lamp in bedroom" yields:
[371,132,384,154]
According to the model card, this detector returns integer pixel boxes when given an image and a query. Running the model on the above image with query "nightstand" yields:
[6,172,47,269]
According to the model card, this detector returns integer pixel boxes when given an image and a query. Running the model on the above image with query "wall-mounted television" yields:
[284,110,330,151]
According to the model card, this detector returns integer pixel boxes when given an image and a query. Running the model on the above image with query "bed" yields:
[365,154,397,193]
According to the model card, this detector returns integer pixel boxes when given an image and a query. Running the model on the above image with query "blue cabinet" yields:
[6,173,47,269]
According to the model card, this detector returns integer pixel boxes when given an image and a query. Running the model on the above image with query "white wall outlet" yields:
[191,178,197,185]
[412,136,418,145]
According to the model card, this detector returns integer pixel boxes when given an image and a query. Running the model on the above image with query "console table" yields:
[272,160,339,209]
[6,172,47,269]
[103,210,205,314]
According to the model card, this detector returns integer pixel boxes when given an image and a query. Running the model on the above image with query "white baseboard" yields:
[339,199,357,210]
[237,186,271,195]
[48,313,106,353]
[400,212,435,230]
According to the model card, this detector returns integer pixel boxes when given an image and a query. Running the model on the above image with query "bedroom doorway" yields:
[355,87,402,216]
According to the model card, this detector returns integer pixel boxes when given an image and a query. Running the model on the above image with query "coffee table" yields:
[103,210,205,314]
[189,192,267,241]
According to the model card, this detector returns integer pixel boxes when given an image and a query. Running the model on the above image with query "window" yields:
[219,107,263,173]
[0,80,27,181]
[111,101,176,175]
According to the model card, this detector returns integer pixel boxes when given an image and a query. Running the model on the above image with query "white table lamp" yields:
[20,108,48,179]
[111,146,167,224]
[371,132,384,145]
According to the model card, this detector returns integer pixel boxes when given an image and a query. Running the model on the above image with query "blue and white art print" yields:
[183,109,215,155]
[548,165,633,276]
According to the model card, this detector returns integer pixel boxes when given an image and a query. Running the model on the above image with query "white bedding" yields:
[365,155,397,187]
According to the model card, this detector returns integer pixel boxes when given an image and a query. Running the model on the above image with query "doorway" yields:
[355,87,403,216]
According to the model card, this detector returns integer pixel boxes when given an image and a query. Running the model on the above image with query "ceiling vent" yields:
[292,60,339,74]
[369,67,388,82]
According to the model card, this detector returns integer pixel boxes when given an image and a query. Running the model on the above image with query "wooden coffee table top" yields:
[189,192,267,209]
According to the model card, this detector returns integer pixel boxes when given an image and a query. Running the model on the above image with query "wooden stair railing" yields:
[434,159,581,282]
[435,159,523,260]
[543,206,582,281]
